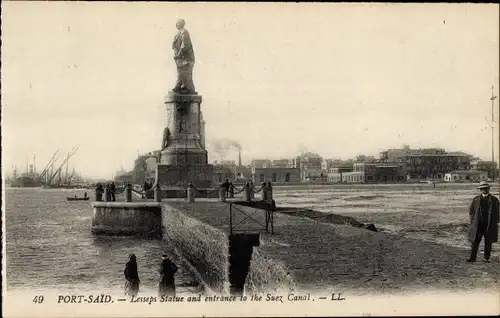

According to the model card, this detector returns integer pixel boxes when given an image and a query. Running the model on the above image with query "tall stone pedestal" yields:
[156,91,215,197]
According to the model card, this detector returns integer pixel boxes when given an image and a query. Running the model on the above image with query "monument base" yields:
[156,164,217,198]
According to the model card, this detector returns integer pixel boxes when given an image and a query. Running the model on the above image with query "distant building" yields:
[322,158,355,171]
[355,155,377,163]
[253,167,301,184]
[296,152,324,181]
[214,165,234,183]
[470,159,497,179]
[380,146,471,179]
[341,162,405,183]
[251,159,272,170]
[327,166,353,183]
[271,158,297,168]
[132,151,160,184]
[444,170,488,183]
[235,165,252,179]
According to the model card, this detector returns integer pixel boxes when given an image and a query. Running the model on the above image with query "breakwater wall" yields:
[161,202,296,294]
[91,202,162,236]
[162,204,229,292]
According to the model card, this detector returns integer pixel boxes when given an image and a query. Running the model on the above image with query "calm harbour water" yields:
[4,188,199,294]
[4,183,498,293]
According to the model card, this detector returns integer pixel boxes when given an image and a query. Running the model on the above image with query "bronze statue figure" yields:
[172,19,196,94]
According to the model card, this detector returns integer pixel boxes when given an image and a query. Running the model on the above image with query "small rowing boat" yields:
[66,197,90,201]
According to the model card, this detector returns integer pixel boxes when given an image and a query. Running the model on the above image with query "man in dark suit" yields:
[467,181,499,262]
[172,19,196,93]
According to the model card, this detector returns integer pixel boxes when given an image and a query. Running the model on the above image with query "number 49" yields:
[33,295,44,304]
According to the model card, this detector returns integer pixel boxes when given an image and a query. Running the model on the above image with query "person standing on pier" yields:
[158,254,178,297]
[124,254,140,298]
[142,181,150,199]
[105,183,112,201]
[110,182,116,201]
[467,181,499,263]
[222,178,231,196]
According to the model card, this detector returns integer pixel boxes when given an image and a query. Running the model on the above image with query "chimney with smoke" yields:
[210,138,243,164]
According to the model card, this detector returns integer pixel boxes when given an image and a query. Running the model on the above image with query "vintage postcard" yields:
[2,1,499,317]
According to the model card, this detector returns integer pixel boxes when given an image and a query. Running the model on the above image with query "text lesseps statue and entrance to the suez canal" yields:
[172,19,196,94]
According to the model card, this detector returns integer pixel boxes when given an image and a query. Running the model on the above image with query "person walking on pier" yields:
[158,254,178,297]
[124,254,140,298]
[467,181,499,263]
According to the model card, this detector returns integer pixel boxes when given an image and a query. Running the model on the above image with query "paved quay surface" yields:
[163,199,499,295]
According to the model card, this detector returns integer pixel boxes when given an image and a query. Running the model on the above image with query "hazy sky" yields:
[2,2,499,178]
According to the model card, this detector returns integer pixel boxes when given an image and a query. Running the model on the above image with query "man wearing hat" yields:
[158,254,178,297]
[467,181,499,262]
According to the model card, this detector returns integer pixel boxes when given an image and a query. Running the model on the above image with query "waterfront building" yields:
[470,159,497,179]
[251,159,272,169]
[322,159,336,171]
[341,162,405,183]
[296,152,324,182]
[252,167,301,183]
[380,145,471,180]
[271,158,297,168]
[443,170,488,183]
[327,166,353,183]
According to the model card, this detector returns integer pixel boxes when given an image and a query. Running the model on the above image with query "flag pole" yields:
[492,86,498,190]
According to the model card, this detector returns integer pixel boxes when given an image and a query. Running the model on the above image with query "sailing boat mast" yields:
[65,161,69,186]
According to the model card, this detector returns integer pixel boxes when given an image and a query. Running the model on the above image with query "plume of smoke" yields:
[229,140,242,151]
[297,143,308,156]
[209,138,243,161]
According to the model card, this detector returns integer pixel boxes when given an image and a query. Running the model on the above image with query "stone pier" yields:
[162,200,282,295]
[91,202,162,236]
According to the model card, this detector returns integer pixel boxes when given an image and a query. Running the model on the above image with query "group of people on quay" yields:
[142,181,155,198]
[220,178,270,198]
[124,253,178,298]
[94,181,117,201]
